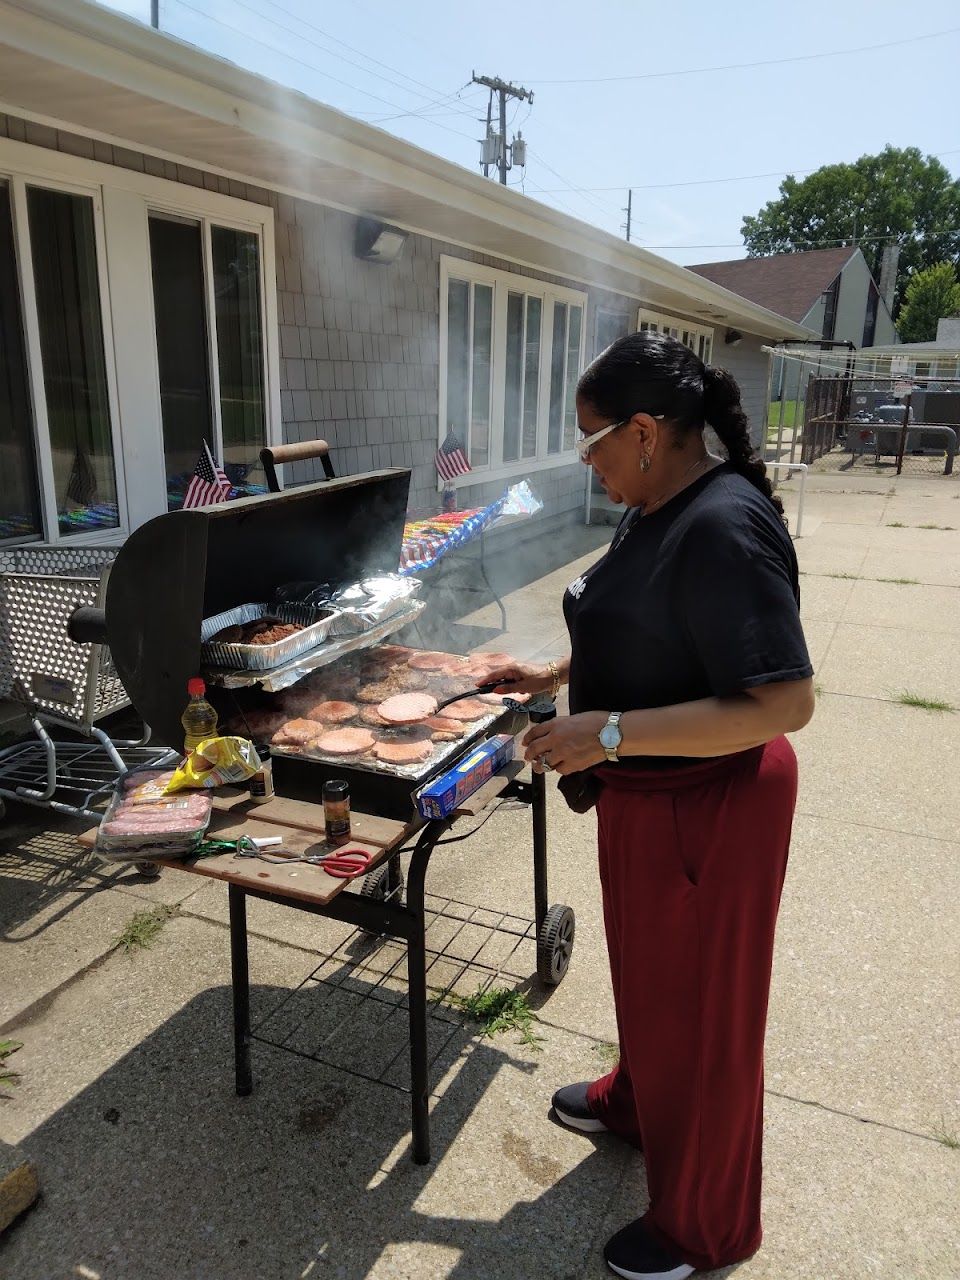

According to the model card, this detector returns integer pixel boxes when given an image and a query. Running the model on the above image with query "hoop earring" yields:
[639,454,651,472]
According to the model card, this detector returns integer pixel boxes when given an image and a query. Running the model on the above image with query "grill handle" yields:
[67,605,108,646]
[260,439,335,491]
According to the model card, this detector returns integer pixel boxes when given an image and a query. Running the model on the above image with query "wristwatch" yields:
[598,712,623,762]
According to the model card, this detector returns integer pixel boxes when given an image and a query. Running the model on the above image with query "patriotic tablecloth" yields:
[398,497,506,574]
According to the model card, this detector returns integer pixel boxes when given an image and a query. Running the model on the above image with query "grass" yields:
[0,1039,23,1094]
[933,1120,960,1150]
[814,682,824,698]
[593,1041,619,1069]
[892,691,957,713]
[767,400,800,432]
[822,571,858,580]
[887,521,956,531]
[114,905,178,953]
[876,577,919,585]
[445,985,543,1049]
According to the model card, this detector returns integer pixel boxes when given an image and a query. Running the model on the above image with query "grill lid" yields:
[105,470,410,746]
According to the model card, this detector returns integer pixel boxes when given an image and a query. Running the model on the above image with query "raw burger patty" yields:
[442,698,489,721]
[358,704,389,727]
[373,738,433,764]
[423,715,464,741]
[274,718,323,745]
[301,699,357,723]
[466,652,512,677]
[312,727,376,756]
[377,692,438,724]
[406,650,454,670]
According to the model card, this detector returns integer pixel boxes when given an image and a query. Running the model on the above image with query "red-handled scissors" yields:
[316,847,374,879]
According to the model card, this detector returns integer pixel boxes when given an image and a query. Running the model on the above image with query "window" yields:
[862,281,880,348]
[822,276,840,342]
[638,308,713,364]
[0,139,278,543]
[0,180,41,543]
[149,216,267,508]
[28,185,120,537]
[503,292,541,461]
[441,257,586,477]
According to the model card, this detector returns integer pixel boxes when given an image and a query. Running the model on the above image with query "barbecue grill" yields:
[70,469,575,1162]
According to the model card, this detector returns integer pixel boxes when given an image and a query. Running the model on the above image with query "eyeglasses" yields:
[574,413,665,459]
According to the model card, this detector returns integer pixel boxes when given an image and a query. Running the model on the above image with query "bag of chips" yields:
[164,736,261,792]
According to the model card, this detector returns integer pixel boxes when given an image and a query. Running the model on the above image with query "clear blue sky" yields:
[98,0,959,266]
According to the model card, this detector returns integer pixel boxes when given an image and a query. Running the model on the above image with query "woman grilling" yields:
[484,332,814,1280]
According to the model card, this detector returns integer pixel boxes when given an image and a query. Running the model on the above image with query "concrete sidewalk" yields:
[1,462,958,1279]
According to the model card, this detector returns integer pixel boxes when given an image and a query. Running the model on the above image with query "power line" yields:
[645,229,960,252]
[233,0,484,125]
[167,0,480,142]
[524,148,960,195]
[529,26,960,84]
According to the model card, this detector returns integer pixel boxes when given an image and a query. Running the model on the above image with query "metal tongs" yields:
[433,677,519,714]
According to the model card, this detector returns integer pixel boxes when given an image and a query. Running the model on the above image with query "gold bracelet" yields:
[547,659,561,701]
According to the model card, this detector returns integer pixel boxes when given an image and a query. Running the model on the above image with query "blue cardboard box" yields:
[415,734,515,819]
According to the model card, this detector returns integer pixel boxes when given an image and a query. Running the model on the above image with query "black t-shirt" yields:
[562,463,812,768]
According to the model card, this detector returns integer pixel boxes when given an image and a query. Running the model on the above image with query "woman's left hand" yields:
[522,712,609,775]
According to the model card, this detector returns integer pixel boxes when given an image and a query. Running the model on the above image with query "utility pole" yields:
[150,0,159,28]
[622,189,633,242]
[472,72,534,185]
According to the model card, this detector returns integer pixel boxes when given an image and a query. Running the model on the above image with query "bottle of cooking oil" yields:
[181,677,219,755]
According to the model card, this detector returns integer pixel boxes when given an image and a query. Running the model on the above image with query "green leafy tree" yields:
[895,262,960,342]
[741,146,960,313]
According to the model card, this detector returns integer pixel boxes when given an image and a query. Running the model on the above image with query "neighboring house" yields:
[862,316,960,380]
[689,247,898,401]
[0,0,811,552]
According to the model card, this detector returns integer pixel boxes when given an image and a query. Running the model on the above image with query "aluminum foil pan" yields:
[201,602,335,672]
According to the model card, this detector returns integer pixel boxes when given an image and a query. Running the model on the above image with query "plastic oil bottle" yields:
[181,677,219,755]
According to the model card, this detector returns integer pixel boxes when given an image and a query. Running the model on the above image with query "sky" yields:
[96,0,960,267]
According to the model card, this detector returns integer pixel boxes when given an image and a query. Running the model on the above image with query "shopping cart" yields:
[0,546,175,826]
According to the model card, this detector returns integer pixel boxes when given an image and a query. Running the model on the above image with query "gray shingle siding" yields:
[2,112,775,518]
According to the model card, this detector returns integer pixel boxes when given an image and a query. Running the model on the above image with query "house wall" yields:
[0,112,776,533]
[711,333,772,447]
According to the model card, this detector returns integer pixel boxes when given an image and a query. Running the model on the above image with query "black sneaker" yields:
[551,1081,608,1133]
[604,1219,694,1280]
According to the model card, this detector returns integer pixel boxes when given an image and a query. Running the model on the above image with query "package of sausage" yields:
[95,767,212,861]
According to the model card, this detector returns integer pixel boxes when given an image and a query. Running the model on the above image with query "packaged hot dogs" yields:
[95,766,212,861]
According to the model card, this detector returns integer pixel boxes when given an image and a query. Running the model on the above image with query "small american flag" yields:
[435,431,471,482]
[182,440,232,509]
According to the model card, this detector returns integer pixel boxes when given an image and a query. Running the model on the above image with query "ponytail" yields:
[702,366,784,519]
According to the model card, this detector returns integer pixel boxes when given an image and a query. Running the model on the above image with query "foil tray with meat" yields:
[230,645,520,781]
[200,602,335,671]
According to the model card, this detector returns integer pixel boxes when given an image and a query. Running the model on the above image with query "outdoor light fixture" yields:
[724,328,743,346]
[355,217,407,264]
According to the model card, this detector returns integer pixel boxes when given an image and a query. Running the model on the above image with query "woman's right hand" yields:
[479,659,556,696]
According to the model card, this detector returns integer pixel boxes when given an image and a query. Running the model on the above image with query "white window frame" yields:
[439,255,586,487]
[638,307,714,365]
[0,138,281,544]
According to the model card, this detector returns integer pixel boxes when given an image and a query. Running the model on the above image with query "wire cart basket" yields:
[0,545,175,823]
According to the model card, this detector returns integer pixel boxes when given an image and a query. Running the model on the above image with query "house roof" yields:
[0,0,814,341]
[688,247,858,323]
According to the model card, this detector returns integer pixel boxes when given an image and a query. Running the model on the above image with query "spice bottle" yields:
[248,743,274,803]
[322,778,350,843]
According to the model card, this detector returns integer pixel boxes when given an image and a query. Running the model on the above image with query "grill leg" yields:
[406,829,435,1164]
[229,885,253,1097]
[531,770,548,934]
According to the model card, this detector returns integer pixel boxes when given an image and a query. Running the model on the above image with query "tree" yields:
[895,262,960,343]
[741,146,960,314]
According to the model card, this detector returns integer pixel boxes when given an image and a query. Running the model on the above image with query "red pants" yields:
[587,737,798,1271]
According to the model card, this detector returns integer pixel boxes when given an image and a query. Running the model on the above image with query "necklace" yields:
[613,454,714,550]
